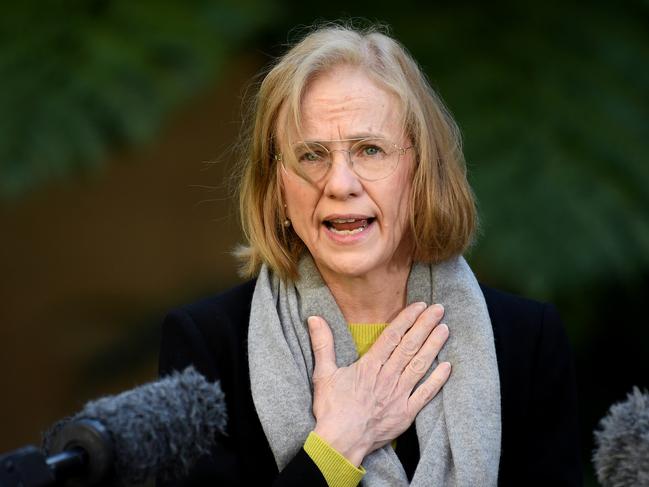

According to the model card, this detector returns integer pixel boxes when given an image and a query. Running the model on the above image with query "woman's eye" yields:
[360,145,384,157]
[299,151,324,162]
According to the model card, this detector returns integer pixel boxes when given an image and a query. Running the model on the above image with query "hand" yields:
[307,302,451,466]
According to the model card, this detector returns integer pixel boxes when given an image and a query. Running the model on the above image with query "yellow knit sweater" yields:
[303,323,389,487]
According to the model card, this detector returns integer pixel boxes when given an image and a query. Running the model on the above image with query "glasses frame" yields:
[274,137,413,182]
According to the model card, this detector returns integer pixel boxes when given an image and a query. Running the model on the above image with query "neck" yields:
[318,260,412,324]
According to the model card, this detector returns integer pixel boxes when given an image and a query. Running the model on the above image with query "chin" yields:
[313,251,384,279]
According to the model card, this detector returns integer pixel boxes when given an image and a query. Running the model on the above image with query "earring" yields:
[283,204,291,228]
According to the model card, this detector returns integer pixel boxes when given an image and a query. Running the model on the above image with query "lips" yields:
[323,215,376,235]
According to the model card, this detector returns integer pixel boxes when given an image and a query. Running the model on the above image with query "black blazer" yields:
[159,280,582,486]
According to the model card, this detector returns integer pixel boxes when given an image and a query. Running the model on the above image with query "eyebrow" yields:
[298,133,388,144]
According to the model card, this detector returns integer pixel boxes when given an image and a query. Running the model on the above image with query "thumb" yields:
[307,316,337,380]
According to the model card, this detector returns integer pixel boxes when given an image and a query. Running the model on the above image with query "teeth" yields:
[330,218,360,223]
[329,226,367,235]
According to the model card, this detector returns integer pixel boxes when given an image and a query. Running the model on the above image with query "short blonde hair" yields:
[235,23,477,281]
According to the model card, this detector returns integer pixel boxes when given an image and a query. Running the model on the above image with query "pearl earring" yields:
[283,204,291,228]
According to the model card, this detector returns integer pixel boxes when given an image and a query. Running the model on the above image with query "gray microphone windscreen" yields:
[593,386,649,487]
[43,366,226,484]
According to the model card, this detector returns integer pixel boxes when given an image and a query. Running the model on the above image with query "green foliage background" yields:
[1,1,647,483]
[0,0,274,198]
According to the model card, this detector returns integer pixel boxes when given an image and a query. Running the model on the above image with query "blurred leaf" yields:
[381,1,649,299]
[0,0,276,199]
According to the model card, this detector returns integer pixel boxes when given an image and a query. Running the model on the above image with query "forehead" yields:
[290,65,405,143]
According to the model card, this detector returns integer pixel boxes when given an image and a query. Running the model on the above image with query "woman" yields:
[159,24,582,486]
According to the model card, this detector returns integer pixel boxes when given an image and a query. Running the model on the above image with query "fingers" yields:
[365,302,428,365]
[308,316,337,381]
[406,361,452,418]
[379,304,445,379]
[396,322,449,394]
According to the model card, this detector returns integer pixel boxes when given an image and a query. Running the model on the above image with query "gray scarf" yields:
[248,255,501,486]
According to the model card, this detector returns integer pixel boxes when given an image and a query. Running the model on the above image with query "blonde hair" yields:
[235,22,477,281]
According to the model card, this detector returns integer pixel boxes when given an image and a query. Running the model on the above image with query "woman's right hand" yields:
[308,302,451,466]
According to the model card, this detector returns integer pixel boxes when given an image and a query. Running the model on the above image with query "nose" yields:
[322,150,363,200]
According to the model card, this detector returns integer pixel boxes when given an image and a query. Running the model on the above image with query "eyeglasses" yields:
[275,137,413,182]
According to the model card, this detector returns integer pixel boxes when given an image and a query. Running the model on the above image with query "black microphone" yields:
[0,366,226,487]
[592,386,649,487]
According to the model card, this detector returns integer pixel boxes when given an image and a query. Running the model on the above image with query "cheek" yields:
[392,191,410,233]
[386,177,412,238]
[394,161,414,222]
[282,174,319,226]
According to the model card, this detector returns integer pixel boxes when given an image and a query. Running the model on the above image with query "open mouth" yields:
[323,217,376,235]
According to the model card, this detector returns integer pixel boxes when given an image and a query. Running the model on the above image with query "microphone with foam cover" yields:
[41,366,226,486]
[592,386,649,487]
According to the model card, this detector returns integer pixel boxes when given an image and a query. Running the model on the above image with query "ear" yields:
[276,160,285,187]
[276,161,285,193]
[275,164,289,222]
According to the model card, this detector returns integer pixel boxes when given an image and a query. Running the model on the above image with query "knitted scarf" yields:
[248,255,501,486]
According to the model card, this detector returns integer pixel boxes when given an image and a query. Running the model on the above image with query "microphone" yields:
[0,366,226,487]
[592,386,649,487]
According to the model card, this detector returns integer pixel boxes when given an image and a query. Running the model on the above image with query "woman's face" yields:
[280,64,415,280]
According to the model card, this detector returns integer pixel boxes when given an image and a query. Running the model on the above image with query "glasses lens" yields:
[291,142,329,180]
[287,138,403,182]
[350,138,399,181]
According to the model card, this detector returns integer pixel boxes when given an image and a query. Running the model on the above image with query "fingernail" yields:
[413,302,427,311]
[432,304,444,317]
[441,361,452,372]
[307,316,319,328]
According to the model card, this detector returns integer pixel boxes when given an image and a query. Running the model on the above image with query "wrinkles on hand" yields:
[307,302,451,467]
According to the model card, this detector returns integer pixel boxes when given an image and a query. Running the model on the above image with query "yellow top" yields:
[347,323,390,356]
[303,323,389,487]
